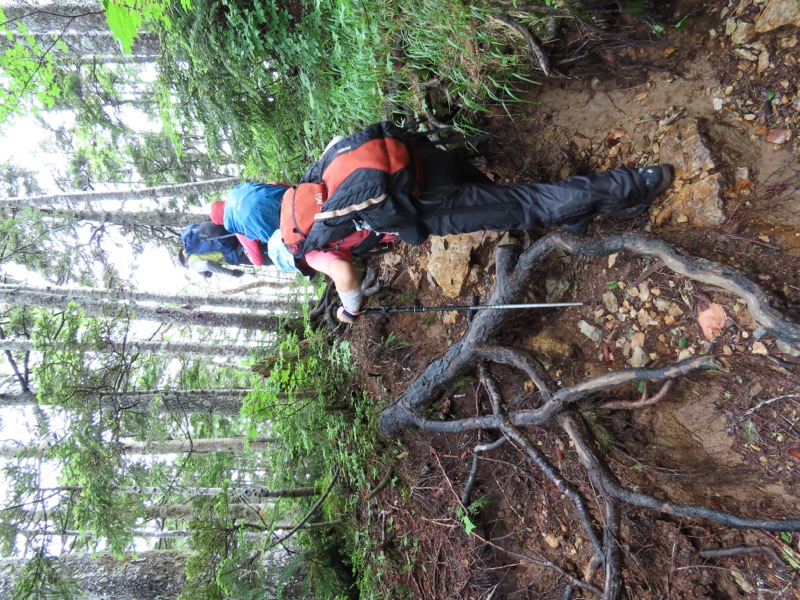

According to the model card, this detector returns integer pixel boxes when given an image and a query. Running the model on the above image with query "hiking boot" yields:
[611,164,674,219]
[560,215,593,234]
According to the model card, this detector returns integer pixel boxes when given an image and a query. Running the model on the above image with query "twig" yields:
[630,260,665,288]
[719,232,782,251]
[475,534,603,596]
[270,466,341,546]
[742,394,800,418]
[364,466,395,502]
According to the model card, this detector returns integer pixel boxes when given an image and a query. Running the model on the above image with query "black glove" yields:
[231,269,245,278]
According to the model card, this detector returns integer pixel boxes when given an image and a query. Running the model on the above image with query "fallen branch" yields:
[364,466,395,502]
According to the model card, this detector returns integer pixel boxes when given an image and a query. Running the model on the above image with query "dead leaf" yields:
[605,128,629,147]
[788,448,800,460]
[766,129,792,144]
[697,302,727,341]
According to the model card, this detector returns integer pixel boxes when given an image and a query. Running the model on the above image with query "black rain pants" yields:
[414,145,651,237]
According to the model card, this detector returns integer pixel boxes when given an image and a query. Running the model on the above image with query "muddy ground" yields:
[344,1,800,598]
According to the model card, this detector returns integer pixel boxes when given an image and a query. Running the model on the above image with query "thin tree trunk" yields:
[0,283,294,312]
[144,503,272,521]
[118,437,277,455]
[0,338,265,359]
[0,285,285,330]
[122,485,315,498]
[0,437,276,459]
[0,178,240,209]
[57,528,272,541]
[42,484,315,499]
[0,389,252,414]
[0,551,188,600]
[34,208,204,228]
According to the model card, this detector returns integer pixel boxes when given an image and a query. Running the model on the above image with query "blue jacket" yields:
[223,183,285,242]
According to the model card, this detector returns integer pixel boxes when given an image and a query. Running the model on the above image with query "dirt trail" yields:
[349,2,800,598]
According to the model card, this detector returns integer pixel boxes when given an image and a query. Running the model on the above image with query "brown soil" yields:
[345,1,800,598]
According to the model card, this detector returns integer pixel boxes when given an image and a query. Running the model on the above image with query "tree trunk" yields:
[0,285,284,330]
[59,528,272,540]
[122,485,316,498]
[0,338,264,359]
[0,437,276,459]
[36,208,205,228]
[0,550,187,600]
[0,389,250,414]
[0,177,240,209]
[0,282,293,312]
[144,503,272,521]
[43,484,316,499]
[118,437,277,455]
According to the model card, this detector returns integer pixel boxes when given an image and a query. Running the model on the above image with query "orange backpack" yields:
[280,183,328,257]
[279,122,422,259]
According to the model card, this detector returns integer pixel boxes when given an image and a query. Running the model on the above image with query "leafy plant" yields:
[242,302,395,598]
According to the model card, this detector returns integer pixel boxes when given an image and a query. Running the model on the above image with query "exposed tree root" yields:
[699,545,788,569]
[487,12,554,77]
[378,232,800,596]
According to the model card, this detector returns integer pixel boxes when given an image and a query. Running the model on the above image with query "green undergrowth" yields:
[154,0,548,179]
[242,302,400,598]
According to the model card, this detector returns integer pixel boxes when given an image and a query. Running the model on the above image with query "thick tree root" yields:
[378,232,800,596]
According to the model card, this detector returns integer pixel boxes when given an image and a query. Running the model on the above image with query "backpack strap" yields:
[350,232,391,257]
[199,232,238,242]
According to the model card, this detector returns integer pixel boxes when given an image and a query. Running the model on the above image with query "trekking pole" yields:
[362,302,583,315]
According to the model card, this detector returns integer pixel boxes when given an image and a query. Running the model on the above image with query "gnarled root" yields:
[378,232,800,595]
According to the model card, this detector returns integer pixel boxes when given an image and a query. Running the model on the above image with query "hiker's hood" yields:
[209,200,225,225]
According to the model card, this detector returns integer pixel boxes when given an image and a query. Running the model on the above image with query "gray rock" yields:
[578,320,603,342]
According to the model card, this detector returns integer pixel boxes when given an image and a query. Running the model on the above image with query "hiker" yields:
[178,247,247,278]
[268,122,674,323]
[207,182,309,275]
[178,220,256,279]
